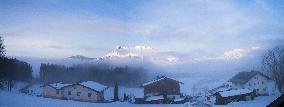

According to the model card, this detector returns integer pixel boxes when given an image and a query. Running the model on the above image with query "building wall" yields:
[144,78,180,97]
[42,86,63,99]
[244,74,269,95]
[215,92,254,105]
[232,74,269,95]
[62,84,103,102]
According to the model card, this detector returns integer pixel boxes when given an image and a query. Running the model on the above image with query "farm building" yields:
[42,82,71,99]
[42,81,108,103]
[141,76,184,104]
[214,88,254,105]
[228,70,276,95]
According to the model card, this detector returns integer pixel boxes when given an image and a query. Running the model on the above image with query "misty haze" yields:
[0,0,284,107]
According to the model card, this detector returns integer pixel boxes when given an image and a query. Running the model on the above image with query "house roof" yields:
[49,82,71,90]
[79,81,108,92]
[228,70,271,85]
[219,88,252,97]
[142,76,183,87]
[46,81,107,92]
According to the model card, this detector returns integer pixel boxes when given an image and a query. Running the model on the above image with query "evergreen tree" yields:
[123,93,127,101]
[0,36,33,82]
[114,82,119,101]
[39,64,148,87]
[0,36,5,57]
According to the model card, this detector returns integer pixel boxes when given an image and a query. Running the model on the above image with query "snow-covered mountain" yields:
[98,45,182,65]
[13,45,264,79]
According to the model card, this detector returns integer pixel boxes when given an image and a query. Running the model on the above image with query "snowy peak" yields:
[99,45,181,65]
[101,45,154,60]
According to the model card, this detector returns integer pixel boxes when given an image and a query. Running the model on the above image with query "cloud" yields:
[222,47,261,60]
[192,46,262,61]
[0,0,283,59]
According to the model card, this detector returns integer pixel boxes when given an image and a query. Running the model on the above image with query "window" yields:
[56,90,59,94]
[257,89,259,91]
[88,93,92,97]
[249,83,251,86]
[258,82,259,85]
[68,91,71,95]
[262,81,264,84]
[254,83,256,86]
[77,92,81,96]
[263,88,266,91]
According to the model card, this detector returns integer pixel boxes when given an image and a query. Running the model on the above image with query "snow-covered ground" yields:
[215,95,279,107]
[0,81,280,107]
[0,91,180,107]
[0,91,279,107]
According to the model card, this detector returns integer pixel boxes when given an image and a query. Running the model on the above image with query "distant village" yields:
[17,70,278,106]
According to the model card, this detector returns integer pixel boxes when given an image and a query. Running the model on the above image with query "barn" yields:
[142,76,183,103]
[61,81,108,102]
[214,88,254,105]
[42,82,71,99]
[42,81,108,103]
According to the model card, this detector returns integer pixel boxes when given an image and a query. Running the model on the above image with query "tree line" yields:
[40,63,149,87]
[0,36,33,82]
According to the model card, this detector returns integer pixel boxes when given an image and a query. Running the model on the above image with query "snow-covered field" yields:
[0,91,180,107]
[0,81,280,107]
[0,91,279,107]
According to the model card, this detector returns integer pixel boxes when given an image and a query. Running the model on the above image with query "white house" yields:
[228,70,277,95]
[42,82,71,99]
[42,81,108,102]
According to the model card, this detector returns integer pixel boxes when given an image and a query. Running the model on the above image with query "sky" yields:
[0,0,284,59]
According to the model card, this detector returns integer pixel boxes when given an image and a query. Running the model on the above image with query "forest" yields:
[0,36,33,83]
[40,63,149,87]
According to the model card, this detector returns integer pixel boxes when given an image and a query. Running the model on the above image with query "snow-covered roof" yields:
[143,77,165,86]
[229,71,271,85]
[49,82,71,89]
[174,98,184,102]
[142,76,182,86]
[219,88,252,97]
[145,96,164,101]
[79,81,107,92]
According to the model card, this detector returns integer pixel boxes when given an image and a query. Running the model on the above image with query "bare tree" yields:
[262,46,284,93]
